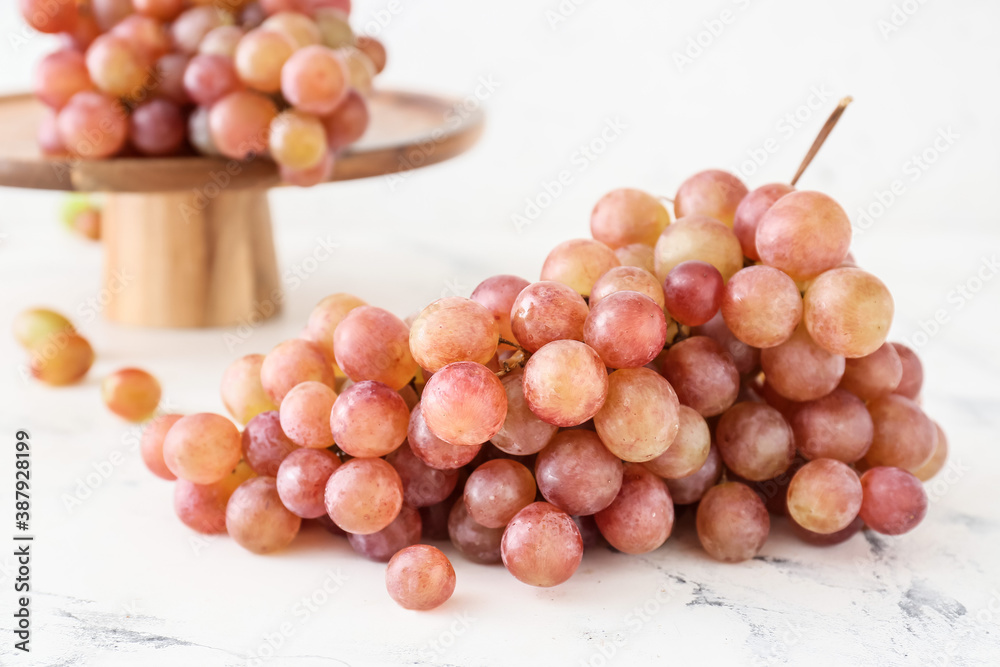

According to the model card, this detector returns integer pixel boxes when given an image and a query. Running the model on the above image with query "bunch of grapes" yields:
[26,0,385,185]
[135,167,948,609]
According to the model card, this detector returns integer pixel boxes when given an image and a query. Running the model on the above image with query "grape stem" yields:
[498,337,527,353]
[790,96,853,187]
[497,338,530,377]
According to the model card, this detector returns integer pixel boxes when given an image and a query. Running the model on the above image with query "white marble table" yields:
[1,0,999,664]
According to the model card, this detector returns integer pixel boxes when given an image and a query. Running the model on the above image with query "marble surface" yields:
[1,0,999,665]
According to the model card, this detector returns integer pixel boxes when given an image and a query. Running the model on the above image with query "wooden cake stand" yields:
[0,91,483,327]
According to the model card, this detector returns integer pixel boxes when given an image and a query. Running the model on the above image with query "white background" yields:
[0,1,999,666]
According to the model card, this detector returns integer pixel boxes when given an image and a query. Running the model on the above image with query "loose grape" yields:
[716,402,795,481]
[665,444,723,504]
[509,281,589,353]
[101,367,161,422]
[584,291,666,369]
[653,214,743,283]
[839,342,903,401]
[790,389,873,463]
[333,306,418,390]
[674,169,748,227]
[696,482,770,563]
[491,369,558,456]
[540,238,620,297]
[208,90,278,159]
[329,380,409,457]
[409,297,499,372]
[803,268,894,358]
[787,459,863,534]
[385,545,456,610]
[242,411,299,476]
[594,463,674,554]
[12,308,74,349]
[643,405,711,479]
[448,499,503,564]
[594,368,679,462]
[756,191,852,281]
[163,413,243,485]
[175,461,255,534]
[523,340,607,427]
[535,430,623,515]
[862,395,937,472]
[324,457,403,534]
[501,502,582,587]
[662,260,725,327]
[464,459,536,528]
[421,362,507,446]
[408,402,482,470]
[732,183,794,261]
[35,49,93,110]
[859,467,928,535]
[141,413,183,480]
[660,336,739,417]
[276,448,341,518]
[227,476,302,553]
[590,188,670,248]
[350,505,421,562]
[721,265,802,348]
[29,332,95,386]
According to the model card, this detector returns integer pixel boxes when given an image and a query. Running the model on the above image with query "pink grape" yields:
[732,183,794,261]
[281,44,349,115]
[786,459,862,534]
[175,461,255,534]
[86,34,151,99]
[133,0,184,21]
[590,188,671,248]
[91,0,134,31]
[21,0,79,33]
[583,291,666,369]
[269,110,328,169]
[302,292,367,362]
[101,367,161,422]
[653,214,744,283]
[721,265,802,348]
[36,49,93,110]
[336,45,375,95]
[322,89,369,149]
[590,266,666,310]
[839,342,903,401]
[523,340,607,427]
[614,243,656,274]
[242,411,299,476]
[665,444,722,504]
[109,14,170,61]
[355,35,387,73]
[660,336,739,417]
[892,343,924,399]
[199,25,245,57]
[333,306,419,390]
[491,369,558,456]
[594,463,674,554]
[262,10,322,48]
[409,297,500,372]
[448,499,503,564]
[760,325,845,402]
[859,467,928,535]
[220,353,277,426]
[803,268,894,358]
[329,380,409,457]
[501,502,583,587]
[790,389,873,463]
[386,442,459,508]
[260,338,335,404]
[408,403,482,470]
[696,482,770,562]
[716,402,795,481]
[208,90,278,159]
[464,459,536,528]
[280,150,335,186]
[756,191,852,281]
[420,362,507,446]
[913,423,949,482]
[129,98,186,156]
[57,91,128,159]
[862,395,937,472]
[183,53,241,106]
[691,312,760,376]
[643,405,711,479]
[235,28,295,92]
[141,414,183,480]
[279,381,337,449]
[171,6,226,54]
[163,413,242,485]
[662,260,725,327]
[154,53,191,104]
[350,505,421,562]
[535,430,623,515]
[28,331,94,386]
[324,457,403,535]
[674,169,748,227]
[276,448,342,518]
[385,545,456,610]
[509,281,589,353]
[470,275,531,350]
[540,239,620,297]
[594,368,679,462]
[227,476,302,553]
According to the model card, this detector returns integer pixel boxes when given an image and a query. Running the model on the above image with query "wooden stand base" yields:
[102,189,281,328]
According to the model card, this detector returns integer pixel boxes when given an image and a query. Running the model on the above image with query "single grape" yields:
[57,92,128,159]
[594,463,674,554]
[501,502,583,587]
[448,499,503,564]
[129,98,186,156]
[691,312,760,376]
[208,90,278,159]
[278,381,337,449]
[276,448,341,518]
[464,459,536,529]
[242,410,299,476]
[732,183,794,261]
[333,306,418,390]
[12,308,74,349]
[653,214,743,283]
[584,291,666,369]
[350,504,421,562]
[21,0,79,33]
[269,110,328,169]
[913,422,949,482]
[220,353,277,426]
[324,457,403,534]
[838,342,903,400]
[409,297,499,372]
[183,53,241,106]
[756,191,852,281]
[141,413,183,480]
[470,275,531,350]
[322,88,369,149]
[154,53,191,104]
[662,260,725,327]
[85,34,151,99]
[175,460,255,534]
[614,243,656,274]
[386,442,459,508]
[408,402,482,470]
[803,268,894,358]
[590,188,671,248]
[643,405,711,479]
[760,325,845,402]
[28,332,94,386]
[716,402,795,481]
[199,25,245,57]
[335,46,375,95]
[314,7,355,48]
[329,380,409,457]
[660,336,739,417]
[594,368,679,462]
[786,459,863,534]
[235,28,295,92]
[891,342,924,399]
[540,238,620,297]
[262,10,322,48]
[674,169,748,227]
[302,292,367,362]
[861,394,937,472]
[421,362,507,446]
[491,369,558,456]
[523,340,607,427]
[35,49,93,110]
[590,266,665,310]
[227,476,302,553]
[259,338,335,404]
[109,14,171,62]
[163,413,243,485]
[385,545,456,610]
[696,482,770,562]
[281,44,349,115]
[859,467,928,535]
[721,265,802,348]
[509,281,589,353]
[665,444,722,504]
[790,389,873,463]
[101,367,161,422]
[535,430,623,515]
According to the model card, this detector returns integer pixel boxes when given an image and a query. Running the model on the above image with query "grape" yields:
[786,459,863,534]
[35,49,93,110]
[838,342,903,401]
[171,7,227,55]
[354,35,386,74]
[660,336,739,417]
[163,413,243,485]
[594,368,679,462]
[662,260,725,327]
[12,308,74,349]
[260,338,335,404]
[509,281,588,353]
[350,505,421,562]
[278,381,337,449]
[614,243,656,274]
[20,0,79,33]
[28,332,95,385]
[535,430,623,515]
[464,459,536,528]
[891,343,924,399]
[324,457,403,534]
[721,265,802,348]
[385,545,456,610]
[276,448,341,518]
[38,111,67,156]
[913,422,948,482]
[590,266,665,310]
[732,183,794,261]
[791,515,863,546]
[859,467,928,535]
[408,403,482,469]
[262,10,321,48]
[540,239,620,297]
[523,340,607,427]
[333,306,418,390]
[790,389,873,463]
[242,411,299,476]
[336,46,375,96]
[448,499,503,564]
[175,461,255,534]
[133,0,185,22]
[85,34,150,99]
[302,293,366,362]
[90,0,133,30]
[314,7,355,49]
[470,275,531,350]
[803,268,894,358]
[183,53,241,106]
[665,444,722,504]
[280,150,335,186]
[653,215,743,283]
[691,312,760,376]
[491,369,558,456]
[409,297,499,372]
[501,502,582,587]
[278,46,349,118]
[188,106,219,155]
[583,291,666,369]
[235,28,295,92]
[760,325,845,402]
[141,414,183,480]
[199,25,245,57]
[590,188,671,249]
[329,380,408,457]
[716,402,795,481]
[154,53,191,104]
[594,464,674,554]
[756,191,851,281]
[220,354,277,426]
[57,92,128,159]
[64,8,101,50]
[129,98,186,156]
[420,362,507,446]
[109,14,171,62]
[674,169,748,227]
[386,442,459,508]
[208,90,278,159]
[696,482,770,562]
[643,405,711,479]
[755,377,802,420]
[861,395,937,472]
[269,110,328,169]
[101,367,161,422]
[227,477,302,553]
